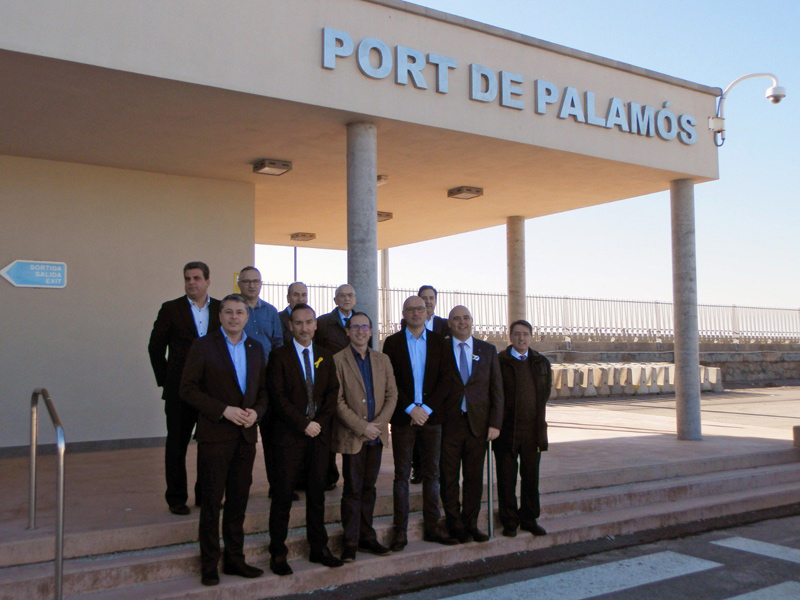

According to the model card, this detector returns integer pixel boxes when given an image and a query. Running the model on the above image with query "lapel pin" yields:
[472,355,480,362]
[315,357,323,368]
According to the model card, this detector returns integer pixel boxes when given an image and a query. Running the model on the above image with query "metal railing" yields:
[29,388,66,600]
[260,283,800,343]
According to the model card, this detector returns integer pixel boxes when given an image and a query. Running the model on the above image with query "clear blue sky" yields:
[257,0,798,308]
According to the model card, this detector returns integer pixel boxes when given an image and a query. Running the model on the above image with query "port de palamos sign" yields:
[321,27,698,145]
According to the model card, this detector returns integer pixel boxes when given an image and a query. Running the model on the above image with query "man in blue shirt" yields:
[237,266,283,364]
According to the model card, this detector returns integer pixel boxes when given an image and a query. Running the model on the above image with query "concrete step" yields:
[62,479,800,600]
[4,459,800,600]
[4,447,796,570]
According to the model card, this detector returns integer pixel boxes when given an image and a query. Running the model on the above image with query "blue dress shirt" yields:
[222,330,248,394]
[243,298,283,363]
[404,328,433,416]
[292,339,315,382]
[453,336,474,412]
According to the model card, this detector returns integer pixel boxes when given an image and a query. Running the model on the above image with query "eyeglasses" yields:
[239,279,261,285]
[348,324,372,332]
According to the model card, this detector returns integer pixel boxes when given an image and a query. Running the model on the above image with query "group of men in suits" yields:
[149,264,552,585]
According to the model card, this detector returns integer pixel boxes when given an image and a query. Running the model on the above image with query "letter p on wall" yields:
[322,28,354,69]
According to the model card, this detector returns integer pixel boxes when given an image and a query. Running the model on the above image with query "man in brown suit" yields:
[332,312,398,562]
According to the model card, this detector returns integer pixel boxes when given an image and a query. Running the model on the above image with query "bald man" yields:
[440,305,504,544]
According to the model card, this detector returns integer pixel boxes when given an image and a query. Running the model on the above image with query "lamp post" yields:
[709,73,786,146]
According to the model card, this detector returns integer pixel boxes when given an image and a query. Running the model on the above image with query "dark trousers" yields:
[440,414,487,532]
[164,399,200,507]
[197,437,256,573]
[327,450,340,487]
[391,423,442,536]
[269,436,329,558]
[340,442,383,549]
[494,443,541,529]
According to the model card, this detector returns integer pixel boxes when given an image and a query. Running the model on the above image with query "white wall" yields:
[0,155,254,449]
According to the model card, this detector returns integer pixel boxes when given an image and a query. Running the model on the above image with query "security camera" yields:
[766,85,786,104]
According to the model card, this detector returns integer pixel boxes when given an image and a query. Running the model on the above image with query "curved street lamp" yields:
[708,73,786,147]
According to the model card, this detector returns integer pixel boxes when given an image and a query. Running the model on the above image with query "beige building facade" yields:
[0,0,719,450]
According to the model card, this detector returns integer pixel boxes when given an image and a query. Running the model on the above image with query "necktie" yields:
[302,348,316,420]
[459,342,469,412]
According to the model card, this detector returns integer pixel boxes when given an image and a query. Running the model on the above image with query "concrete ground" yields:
[2,385,799,556]
[383,514,800,600]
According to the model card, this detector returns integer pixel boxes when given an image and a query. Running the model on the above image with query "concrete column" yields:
[507,216,526,325]
[380,248,390,337]
[670,178,702,440]
[346,122,379,347]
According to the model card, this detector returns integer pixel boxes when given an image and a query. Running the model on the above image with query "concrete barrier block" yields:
[580,366,598,397]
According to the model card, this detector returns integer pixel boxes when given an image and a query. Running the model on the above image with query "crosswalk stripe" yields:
[712,537,800,564]
[443,551,721,600]
[723,582,800,600]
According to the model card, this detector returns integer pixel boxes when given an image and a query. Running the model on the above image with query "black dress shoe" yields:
[389,532,408,552]
[521,522,547,536]
[358,539,391,555]
[168,504,190,515]
[502,526,517,537]
[270,556,293,576]
[340,546,357,563]
[309,547,343,568]
[450,529,470,544]
[410,471,422,485]
[423,531,459,546]
[223,561,264,578]
[201,570,219,586]
[325,482,337,491]
[467,528,490,542]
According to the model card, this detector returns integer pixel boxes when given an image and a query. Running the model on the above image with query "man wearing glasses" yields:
[383,296,458,550]
[332,312,397,562]
[237,266,284,364]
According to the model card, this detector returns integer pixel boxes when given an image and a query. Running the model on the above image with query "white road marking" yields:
[724,582,800,600]
[444,551,721,600]
[712,537,800,564]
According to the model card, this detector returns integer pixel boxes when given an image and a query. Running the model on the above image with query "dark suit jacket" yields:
[444,337,504,438]
[314,308,350,354]
[148,295,221,401]
[278,307,293,346]
[179,329,268,444]
[431,316,451,337]
[265,342,339,447]
[496,347,551,452]
[382,329,451,427]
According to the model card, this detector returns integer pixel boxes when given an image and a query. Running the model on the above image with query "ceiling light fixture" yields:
[377,211,393,222]
[377,174,390,186]
[447,186,483,200]
[253,158,293,176]
[290,232,316,242]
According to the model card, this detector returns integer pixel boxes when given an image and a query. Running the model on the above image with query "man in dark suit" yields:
[441,305,504,543]
[418,285,451,337]
[266,303,343,575]
[383,296,457,550]
[495,319,551,538]
[410,284,451,484]
[314,284,356,354]
[148,261,220,515]
[278,281,308,346]
[313,283,359,490]
[180,294,268,586]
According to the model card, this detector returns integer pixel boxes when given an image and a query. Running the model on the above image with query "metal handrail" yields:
[29,388,66,600]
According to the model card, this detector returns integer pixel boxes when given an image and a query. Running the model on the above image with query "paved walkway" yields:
[2,385,798,550]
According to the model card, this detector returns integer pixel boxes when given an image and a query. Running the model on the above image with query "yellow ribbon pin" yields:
[315,357,323,368]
